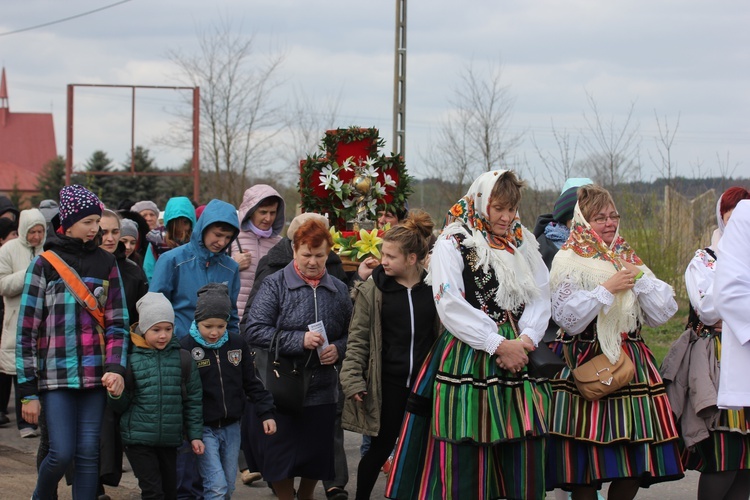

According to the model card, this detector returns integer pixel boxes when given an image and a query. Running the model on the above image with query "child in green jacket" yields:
[109,292,205,499]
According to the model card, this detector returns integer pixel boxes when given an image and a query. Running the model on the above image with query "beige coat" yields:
[0,209,46,374]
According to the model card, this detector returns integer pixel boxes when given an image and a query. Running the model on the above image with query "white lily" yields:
[383,173,397,187]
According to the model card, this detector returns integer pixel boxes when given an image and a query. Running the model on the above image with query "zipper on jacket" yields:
[214,350,228,418]
[406,288,415,389]
[309,285,318,371]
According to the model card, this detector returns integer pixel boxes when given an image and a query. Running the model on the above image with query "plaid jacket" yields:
[15,235,129,397]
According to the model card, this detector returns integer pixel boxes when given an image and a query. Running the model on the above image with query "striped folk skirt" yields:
[385,325,552,500]
[547,334,684,489]
[682,335,750,473]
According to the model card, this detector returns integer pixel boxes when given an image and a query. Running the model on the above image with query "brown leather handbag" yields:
[563,348,635,401]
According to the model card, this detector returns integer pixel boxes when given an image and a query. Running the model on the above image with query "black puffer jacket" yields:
[533,213,562,342]
[114,242,148,326]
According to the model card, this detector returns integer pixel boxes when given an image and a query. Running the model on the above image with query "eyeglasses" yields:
[591,214,621,225]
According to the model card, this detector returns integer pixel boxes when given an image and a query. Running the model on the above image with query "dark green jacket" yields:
[109,327,203,447]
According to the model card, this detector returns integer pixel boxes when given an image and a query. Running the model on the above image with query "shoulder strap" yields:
[179,349,192,402]
[40,250,105,329]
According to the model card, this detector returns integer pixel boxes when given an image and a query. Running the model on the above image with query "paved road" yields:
[0,402,699,499]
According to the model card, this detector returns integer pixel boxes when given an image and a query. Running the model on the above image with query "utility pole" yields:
[392,0,406,157]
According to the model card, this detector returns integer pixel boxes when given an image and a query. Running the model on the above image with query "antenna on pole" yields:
[392,0,407,158]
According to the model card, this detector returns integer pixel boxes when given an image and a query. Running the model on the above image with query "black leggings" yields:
[355,381,410,500]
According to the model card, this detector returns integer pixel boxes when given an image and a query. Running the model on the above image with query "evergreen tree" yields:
[80,150,115,205]
[110,146,161,207]
[34,155,66,203]
[155,158,199,206]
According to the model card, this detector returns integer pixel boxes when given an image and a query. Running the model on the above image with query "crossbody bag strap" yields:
[40,250,105,329]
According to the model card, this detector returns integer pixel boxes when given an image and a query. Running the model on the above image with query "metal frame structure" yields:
[65,84,201,202]
[392,0,407,158]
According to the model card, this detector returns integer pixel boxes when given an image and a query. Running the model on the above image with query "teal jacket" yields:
[143,197,197,282]
[109,328,203,447]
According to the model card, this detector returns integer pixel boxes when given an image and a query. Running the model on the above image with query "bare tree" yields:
[532,119,580,189]
[279,84,343,184]
[422,60,523,201]
[649,111,681,185]
[165,19,286,205]
[579,91,641,187]
[715,151,740,191]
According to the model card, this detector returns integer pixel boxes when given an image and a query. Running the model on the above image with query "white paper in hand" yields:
[308,320,329,356]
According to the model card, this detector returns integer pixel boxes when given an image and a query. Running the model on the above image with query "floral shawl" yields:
[431,170,541,312]
[550,203,653,363]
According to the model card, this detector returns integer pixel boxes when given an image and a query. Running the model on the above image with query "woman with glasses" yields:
[546,184,683,500]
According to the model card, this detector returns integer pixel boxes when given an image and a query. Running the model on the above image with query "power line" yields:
[0,0,133,37]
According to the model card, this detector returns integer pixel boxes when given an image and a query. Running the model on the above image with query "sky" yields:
[1,0,748,189]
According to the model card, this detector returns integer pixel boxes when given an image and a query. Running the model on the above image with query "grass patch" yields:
[641,311,688,366]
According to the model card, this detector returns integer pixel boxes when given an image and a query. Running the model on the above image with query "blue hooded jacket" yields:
[142,197,197,282]
[150,199,240,338]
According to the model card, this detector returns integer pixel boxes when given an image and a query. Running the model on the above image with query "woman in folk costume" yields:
[385,170,552,500]
[547,184,683,500]
[663,187,750,500]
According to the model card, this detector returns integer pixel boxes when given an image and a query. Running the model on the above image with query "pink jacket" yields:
[232,185,285,318]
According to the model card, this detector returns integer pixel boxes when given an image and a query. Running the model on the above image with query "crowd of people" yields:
[0,170,748,500]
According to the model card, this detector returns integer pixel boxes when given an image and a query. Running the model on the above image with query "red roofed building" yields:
[0,67,57,202]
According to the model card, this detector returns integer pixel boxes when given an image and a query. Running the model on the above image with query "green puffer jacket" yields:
[109,327,203,447]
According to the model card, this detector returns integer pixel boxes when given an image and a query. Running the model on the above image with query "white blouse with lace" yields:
[551,275,677,335]
[430,237,551,356]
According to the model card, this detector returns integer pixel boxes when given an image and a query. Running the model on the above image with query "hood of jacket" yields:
[532,213,554,239]
[17,208,47,251]
[163,197,196,227]
[188,199,240,258]
[0,196,18,220]
[129,324,181,352]
[237,185,285,235]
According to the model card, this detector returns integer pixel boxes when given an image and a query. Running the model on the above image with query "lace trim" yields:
[552,280,612,332]
[633,275,656,295]
[590,285,614,306]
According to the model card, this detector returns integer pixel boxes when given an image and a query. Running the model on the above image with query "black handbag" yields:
[252,331,312,416]
[526,342,566,379]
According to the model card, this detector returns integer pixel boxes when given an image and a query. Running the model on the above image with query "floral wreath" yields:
[299,127,412,231]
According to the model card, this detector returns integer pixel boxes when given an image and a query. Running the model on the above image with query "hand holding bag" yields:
[252,330,311,416]
[563,347,635,401]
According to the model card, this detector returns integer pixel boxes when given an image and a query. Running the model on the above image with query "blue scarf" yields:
[544,222,570,249]
[188,320,229,349]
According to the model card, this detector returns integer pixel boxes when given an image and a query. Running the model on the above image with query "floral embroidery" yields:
[695,248,716,270]
[434,282,451,303]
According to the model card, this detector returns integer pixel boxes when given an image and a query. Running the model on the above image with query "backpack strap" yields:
[179,349,193,402]
[40,250,105,329]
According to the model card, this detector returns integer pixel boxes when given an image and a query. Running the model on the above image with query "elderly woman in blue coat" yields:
[243,218,352,500]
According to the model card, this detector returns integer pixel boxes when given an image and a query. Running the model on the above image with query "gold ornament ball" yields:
[353,175,371,194]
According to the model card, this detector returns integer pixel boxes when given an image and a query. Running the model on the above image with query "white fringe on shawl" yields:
[427,221,541,314]
[549,205,654,364]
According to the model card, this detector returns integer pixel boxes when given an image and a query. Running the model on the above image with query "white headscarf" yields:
[432,170,542,313]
